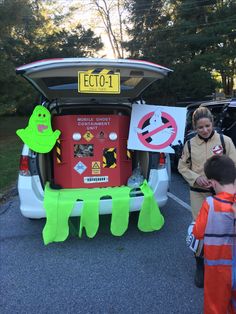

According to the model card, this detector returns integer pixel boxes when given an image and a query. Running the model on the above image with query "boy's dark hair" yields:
[204,155,236,185]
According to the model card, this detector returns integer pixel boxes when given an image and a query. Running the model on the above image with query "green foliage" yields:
[125,0,236,100]
[0,116,28,194]
[0,0,104,115]
[143,64,219,104]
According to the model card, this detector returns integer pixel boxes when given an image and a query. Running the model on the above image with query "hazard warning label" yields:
[83,131,94,142]
[103,148,117,168]
[92,161,101,174]
[74,161,87,174]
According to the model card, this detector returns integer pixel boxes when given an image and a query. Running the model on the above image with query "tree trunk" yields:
[221,73,234,96]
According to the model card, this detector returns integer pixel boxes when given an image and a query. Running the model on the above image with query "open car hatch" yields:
[16,58,172,101]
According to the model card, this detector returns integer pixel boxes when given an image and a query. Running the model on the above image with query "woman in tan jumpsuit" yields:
[178,107,236,288]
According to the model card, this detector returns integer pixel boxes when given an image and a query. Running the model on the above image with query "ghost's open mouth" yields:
[37,124,48,132]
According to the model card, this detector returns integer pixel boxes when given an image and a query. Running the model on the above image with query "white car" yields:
[16,58,172,218]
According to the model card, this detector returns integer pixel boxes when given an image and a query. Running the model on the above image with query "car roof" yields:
[200,99,230,107]
[187,98,235,110]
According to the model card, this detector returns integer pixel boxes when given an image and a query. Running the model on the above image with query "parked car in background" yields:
[171,98,236,169]
[185,98,236,145]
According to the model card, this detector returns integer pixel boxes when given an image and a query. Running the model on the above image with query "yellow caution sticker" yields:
[56,139,62,163]
[127,149,132,159]
[78,69,120,94]
[83,131,94,142]
[103,148,117,168]
[92,161,101,174]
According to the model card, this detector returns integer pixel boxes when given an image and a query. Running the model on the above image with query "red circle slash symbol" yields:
[212,145,223,155]
[137,111,177,150]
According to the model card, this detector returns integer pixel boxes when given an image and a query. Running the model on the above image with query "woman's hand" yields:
[195,176,211,188]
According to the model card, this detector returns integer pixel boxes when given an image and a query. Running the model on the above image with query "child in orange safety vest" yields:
[193,155,236,314]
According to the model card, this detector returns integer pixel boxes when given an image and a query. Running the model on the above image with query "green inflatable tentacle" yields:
[110,187,130,236]
[42,183,75,244]
[79,193,100,238]
[42,184,59,245]
[54,189,79,242]
[138,180,165,232]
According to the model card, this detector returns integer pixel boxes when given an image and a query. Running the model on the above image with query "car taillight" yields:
[159,153,166,167]
[19,156,31,176]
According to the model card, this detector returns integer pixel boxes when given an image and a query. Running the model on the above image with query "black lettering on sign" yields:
[108,75,112,88]
[89,75,94,87]
[100,75,105,87]
[84,74,89,87]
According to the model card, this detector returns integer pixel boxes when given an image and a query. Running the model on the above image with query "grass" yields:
[0,116,28,195]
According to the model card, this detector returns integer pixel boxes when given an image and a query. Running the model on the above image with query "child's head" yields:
[204,155,236,187]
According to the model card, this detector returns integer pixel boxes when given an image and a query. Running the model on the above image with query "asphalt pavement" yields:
[0,172,203,314]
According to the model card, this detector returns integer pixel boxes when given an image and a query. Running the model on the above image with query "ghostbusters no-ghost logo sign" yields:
[212,145,223,155]
[128,104,187,154]
[137,111,177,150]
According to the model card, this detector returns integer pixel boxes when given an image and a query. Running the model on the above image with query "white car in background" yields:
[16,58,172,218]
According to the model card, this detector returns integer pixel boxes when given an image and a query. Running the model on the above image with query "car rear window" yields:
[221,107,236,129]
[42,77,143,91]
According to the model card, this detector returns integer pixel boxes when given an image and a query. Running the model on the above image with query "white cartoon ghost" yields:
[136,109,175,145]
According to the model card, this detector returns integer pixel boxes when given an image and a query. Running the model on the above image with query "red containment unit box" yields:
[52,114,132,188]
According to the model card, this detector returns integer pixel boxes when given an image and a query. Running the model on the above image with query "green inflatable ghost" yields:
[16,106,60,153]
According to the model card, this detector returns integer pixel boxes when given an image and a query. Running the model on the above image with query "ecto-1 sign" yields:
[128,104,187,154]
[78,69,120,94]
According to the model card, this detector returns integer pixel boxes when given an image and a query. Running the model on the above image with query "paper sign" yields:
[78,69,120,94]
[128,104,187,153]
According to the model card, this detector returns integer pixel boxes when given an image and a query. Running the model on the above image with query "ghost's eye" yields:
[38,114,41,117]
[43,114,46,117]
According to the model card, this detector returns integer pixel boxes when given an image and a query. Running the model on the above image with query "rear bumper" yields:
[18,168,169,219]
